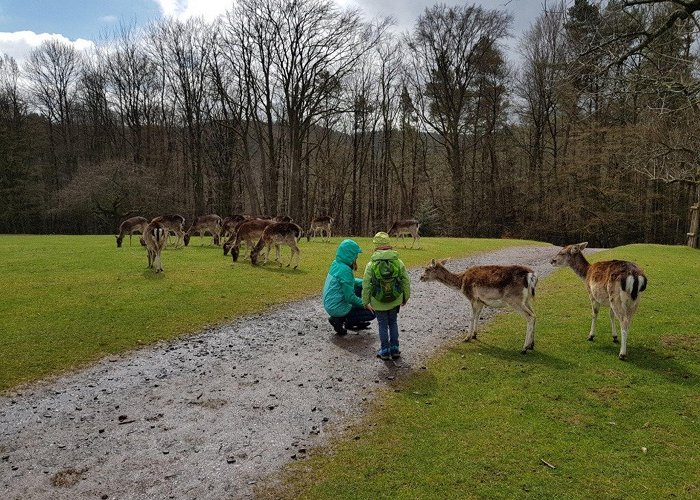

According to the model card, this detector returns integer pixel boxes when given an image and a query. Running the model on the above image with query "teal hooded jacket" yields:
[322,239,364,317]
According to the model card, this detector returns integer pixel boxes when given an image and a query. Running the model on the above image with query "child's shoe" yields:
[329,317,347,336]
[376,348,391,360]
[390,345,401,359]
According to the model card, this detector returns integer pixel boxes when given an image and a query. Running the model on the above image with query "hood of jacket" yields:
[370,249,399,261]
[335,239,362,266]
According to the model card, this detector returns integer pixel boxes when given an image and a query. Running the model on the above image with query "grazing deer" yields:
[388,219,421,248]
[306,216,333,242]
[221,214,249,240]
[250,222,302,268]
[226,218,275,261]
[143,220,168,272]
[151,214,186,248]
[420,259,538,354]
[184,214,222,246]
[116,216,148,248]
[551,242,647,360]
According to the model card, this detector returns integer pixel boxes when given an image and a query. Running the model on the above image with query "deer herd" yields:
[118,214,647,361]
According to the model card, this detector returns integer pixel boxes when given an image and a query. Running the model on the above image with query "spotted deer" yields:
[420,259,538,354]
[551,242,647,360]
[226,218,275,261]
[151,214,186,248]
[306,216,333,242]
[116,216,148,248]
[143,220,168,272]
[221,214,249,240]
[388,219,421,248]
[250,222,302,268]
[184,214,222,246]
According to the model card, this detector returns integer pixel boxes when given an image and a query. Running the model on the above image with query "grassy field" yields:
[0,235,542,391]
[267,244,700,499]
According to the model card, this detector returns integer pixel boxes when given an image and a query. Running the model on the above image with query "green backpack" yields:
[371,259,403,303]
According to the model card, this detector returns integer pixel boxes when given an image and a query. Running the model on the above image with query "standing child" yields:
[362,232,411,360]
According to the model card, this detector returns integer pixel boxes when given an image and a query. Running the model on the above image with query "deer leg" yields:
[610,299,630,360]
[609,308,618,343]
[588,300,600,341]
[519,303,537,353]
[275,244,281,265]
[129,233,133,246]
[465,301,483,342]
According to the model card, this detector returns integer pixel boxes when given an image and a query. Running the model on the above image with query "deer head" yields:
[116,235,123,248]
[551,242,588,267]
[419,259,449,281]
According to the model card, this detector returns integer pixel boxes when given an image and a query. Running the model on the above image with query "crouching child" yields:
[322,239,376,335]
[362,232,411,360]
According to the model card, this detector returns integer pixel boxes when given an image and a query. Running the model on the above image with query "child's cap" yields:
[372,232,391,247]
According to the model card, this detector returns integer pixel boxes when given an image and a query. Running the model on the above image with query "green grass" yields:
[267,244,700,499]
[0,235,542,391]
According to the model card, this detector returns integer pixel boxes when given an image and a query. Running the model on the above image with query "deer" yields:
[250,222,302,268]
[388,219,421,248]
[116,216,148,248]
[151,214,186,248]
[420,259,538,354]
[184,214,222,246]
[306,216,333,242]
[226,218,275,261]
[221,214,249,240]
[551,242,647,361]
[143,220,168,273]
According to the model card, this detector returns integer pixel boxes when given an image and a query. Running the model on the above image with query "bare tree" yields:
[24,40,81,189]
[150,17,216,215]
[407,4,511,234]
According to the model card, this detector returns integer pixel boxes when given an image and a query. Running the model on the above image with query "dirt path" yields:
[1,245,560,499]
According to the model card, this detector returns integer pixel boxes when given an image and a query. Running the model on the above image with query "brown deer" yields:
[273,215,293,222]
[551,242,647,360]
[420,259,537,354]
[151,214,186,247]
[143,220,168,273]
[184,214,222,246]
[221,214,249,240]
[250,222,302,268]
[388,219,421,248]
[116,216,148,247]
[306,216,333,242]
[226,218,275,261]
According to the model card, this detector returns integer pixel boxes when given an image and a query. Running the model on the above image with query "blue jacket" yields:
[322,239,364,317]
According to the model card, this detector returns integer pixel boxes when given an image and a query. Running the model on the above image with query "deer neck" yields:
[434,267,464,291]
[569,252,590,279]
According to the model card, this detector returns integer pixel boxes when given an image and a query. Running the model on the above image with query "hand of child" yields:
[365,303,375,313]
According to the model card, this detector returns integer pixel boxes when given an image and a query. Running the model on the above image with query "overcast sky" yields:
[0,0,548,63]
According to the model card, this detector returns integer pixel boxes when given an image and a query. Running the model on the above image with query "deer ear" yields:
[440,258,449,266]
[577,242,588,250]
[430,259,436,267]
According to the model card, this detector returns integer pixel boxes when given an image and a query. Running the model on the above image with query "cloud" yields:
[99,15,118,24]
[0,31,94,64]
[153,0,231,21]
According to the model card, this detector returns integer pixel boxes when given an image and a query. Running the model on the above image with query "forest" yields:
[0,0,698,246]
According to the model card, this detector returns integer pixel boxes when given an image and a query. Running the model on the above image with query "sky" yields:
[0,0,547,63]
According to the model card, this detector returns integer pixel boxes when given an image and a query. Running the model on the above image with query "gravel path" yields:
[1,245,560,499]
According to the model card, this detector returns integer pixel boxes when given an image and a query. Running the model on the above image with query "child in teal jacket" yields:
[323,239,375,335]
[362,232,411,359]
